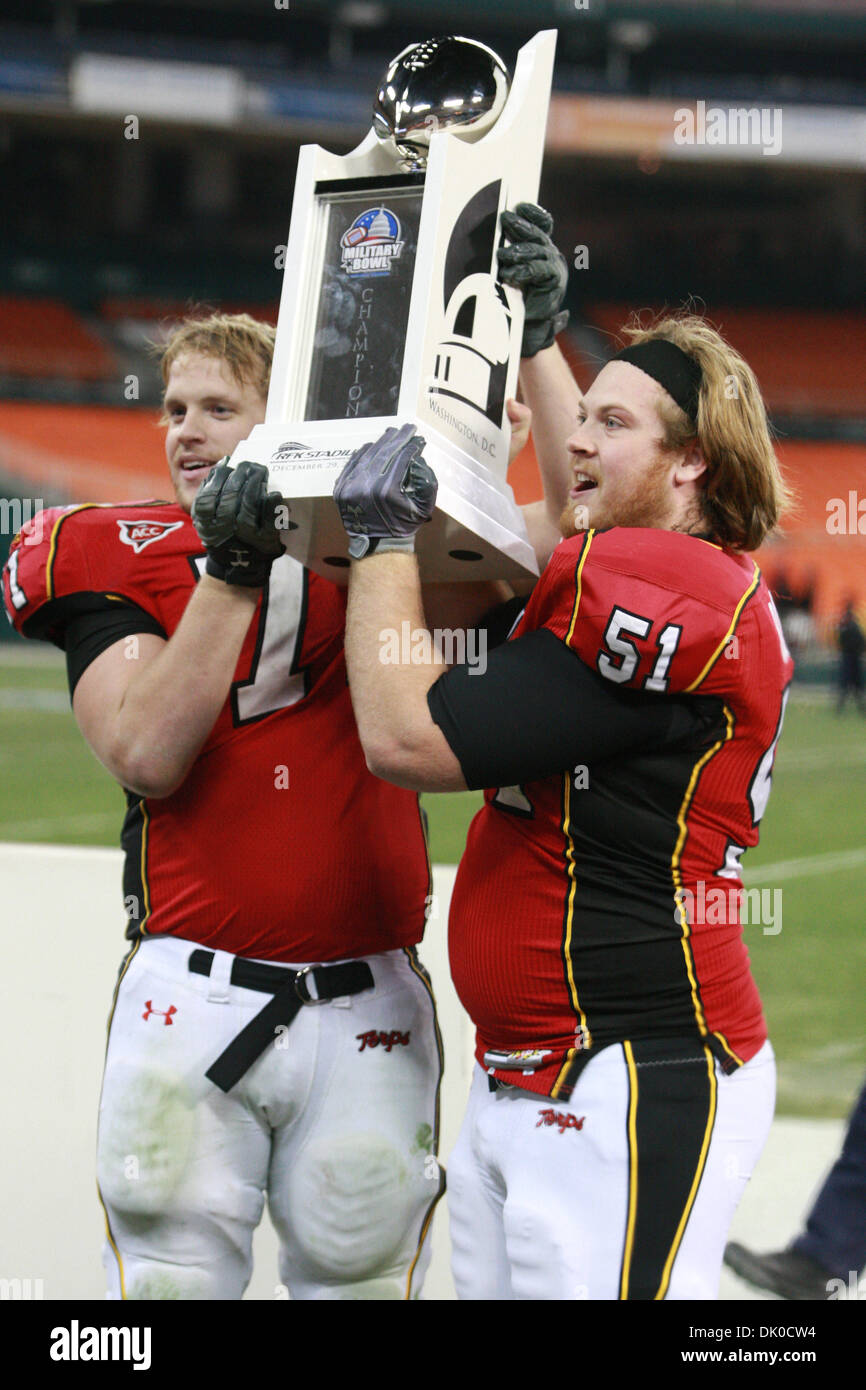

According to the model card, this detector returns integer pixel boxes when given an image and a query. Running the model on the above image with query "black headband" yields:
[610,340,702,424]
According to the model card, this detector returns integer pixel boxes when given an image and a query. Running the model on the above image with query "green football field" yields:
[1,646,864,1119]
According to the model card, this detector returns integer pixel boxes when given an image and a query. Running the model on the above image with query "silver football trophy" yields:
[228,30,558,582]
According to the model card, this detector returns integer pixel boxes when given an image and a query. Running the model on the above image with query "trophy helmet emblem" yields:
[373,35,510,170]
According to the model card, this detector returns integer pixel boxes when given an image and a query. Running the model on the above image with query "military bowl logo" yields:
[340,207,404,277]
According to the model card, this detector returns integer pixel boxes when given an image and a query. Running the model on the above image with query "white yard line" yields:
[745,846,866,882]
[0,646,64,667]
[0,813,119,838]
[0,689,70,712]
[778,746,866,771]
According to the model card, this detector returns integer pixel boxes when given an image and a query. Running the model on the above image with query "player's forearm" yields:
[110,576,259,796]
[345,554,466,791]
[519,342,581,522]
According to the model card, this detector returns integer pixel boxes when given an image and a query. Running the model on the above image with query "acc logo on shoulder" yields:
[117,520,184,554]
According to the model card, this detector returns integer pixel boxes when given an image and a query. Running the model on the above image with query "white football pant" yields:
[97,936,443,1300]
[449,1038,775,1300]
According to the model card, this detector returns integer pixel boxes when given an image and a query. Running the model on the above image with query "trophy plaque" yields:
[228,30,558,582]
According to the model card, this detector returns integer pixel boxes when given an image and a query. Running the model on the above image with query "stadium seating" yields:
[0,401,167,502]
[586,304,866,419]
[100,297,278,329]
[0,296,117,382]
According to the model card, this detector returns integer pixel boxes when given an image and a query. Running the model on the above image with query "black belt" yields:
[189,949,375,1093]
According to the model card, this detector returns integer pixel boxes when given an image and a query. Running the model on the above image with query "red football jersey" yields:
[448,528,794,1098]
[4,502,430,961]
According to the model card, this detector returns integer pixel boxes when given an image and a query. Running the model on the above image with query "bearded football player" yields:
[335,312,792,1300]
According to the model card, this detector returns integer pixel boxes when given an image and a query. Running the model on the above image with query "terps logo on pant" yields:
[142,1001,177,1025]
[536,1109,585,1134]
[356,1029,411,1053]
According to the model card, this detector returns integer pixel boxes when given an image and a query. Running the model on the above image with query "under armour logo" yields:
[228,547,250,567]
[142,1000,177,1025]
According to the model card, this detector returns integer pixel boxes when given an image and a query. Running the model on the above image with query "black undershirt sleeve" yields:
[427,627,724,791]
[64,603,167,698]
[477,594,526,649]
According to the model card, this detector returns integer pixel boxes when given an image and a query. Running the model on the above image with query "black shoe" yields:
[724,1242,834,1300]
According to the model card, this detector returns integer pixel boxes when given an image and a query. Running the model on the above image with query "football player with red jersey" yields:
[3,314,441,1300]
[2,286,563,1299]
[335,312,793,1300]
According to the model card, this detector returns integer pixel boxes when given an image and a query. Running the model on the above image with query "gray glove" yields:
[333,423,437,559]
[498,202,569,357]
[192,459,285,586]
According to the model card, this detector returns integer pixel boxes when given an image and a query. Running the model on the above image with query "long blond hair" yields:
[158,311,275,402]
[619,312,789,551]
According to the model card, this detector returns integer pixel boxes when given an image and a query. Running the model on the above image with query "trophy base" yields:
[227,418,539,584]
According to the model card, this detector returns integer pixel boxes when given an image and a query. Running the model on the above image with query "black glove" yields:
[191,459,285,586]
[498,202,569,358]
[333,423,437,559]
